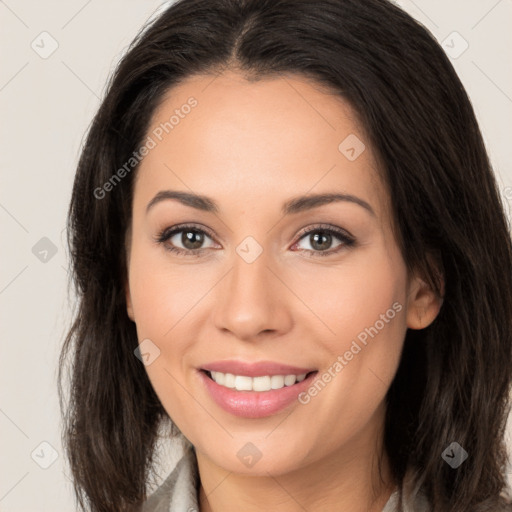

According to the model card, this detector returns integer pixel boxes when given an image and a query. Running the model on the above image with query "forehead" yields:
[134,71,388,221]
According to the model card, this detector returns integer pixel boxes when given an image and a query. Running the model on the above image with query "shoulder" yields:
[382,488,430,512]
[142,444,199,512]
[382,471,431,512]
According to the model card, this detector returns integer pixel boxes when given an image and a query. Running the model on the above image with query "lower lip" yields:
[198,370,318,419]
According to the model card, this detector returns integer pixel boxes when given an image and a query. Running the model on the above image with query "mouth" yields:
[198,368,319,418]
[200,369,318,392]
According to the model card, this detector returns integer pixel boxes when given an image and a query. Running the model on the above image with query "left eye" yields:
[292,226,355,256]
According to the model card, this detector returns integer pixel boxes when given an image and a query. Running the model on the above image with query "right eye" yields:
[155,224,219,257]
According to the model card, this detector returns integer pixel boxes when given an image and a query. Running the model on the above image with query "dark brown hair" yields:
[59,0,512,510]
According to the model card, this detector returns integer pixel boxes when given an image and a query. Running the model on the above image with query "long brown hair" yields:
[59,0,512,510]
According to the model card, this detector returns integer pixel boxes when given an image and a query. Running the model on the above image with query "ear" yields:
[406,267,444,330]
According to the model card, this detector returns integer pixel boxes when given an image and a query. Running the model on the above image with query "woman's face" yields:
[126,71,439,476]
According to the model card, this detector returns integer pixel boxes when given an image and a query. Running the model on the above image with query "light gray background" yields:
[1,1,511,510]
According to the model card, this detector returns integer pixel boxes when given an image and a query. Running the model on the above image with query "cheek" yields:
[298,253,408,431]
[290,250,407,353]
[127,245,219,407]
[127,253,202,426]
[297,251,407,416]
[128,239,209,337]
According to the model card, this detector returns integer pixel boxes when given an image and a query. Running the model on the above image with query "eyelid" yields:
[294,223,354,244]
[157,222,217,242]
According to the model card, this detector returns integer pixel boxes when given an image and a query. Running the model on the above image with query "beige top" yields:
[142,444,430,511]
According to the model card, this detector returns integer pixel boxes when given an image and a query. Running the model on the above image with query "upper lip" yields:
[200,360,317,377]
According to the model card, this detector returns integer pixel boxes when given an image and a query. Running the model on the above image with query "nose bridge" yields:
[232,240,271,300]
[212,236,291,339]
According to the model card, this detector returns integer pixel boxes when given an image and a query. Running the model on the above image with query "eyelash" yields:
[154,223,356,258]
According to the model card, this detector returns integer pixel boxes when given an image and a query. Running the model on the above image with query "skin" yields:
[125,70,442,512]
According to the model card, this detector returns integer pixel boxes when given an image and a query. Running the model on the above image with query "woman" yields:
[58,0,512,510]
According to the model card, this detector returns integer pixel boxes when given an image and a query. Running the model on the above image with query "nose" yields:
[212,247,293,342]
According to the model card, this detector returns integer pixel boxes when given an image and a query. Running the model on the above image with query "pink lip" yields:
[197,369,319,419]
[200,360,316,377]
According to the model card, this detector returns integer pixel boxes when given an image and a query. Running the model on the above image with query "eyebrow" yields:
[146,190,375,217]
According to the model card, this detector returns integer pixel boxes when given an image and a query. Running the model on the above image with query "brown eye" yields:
[179,230,206,250]
[156,224,218,256]
[293,225,355,257]
[309,231,334,251]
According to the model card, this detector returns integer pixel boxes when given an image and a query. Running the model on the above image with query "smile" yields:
[206,370,313,391]
[198,368,319,418]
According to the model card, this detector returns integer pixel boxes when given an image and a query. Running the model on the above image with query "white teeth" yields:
[211,371,224,386]
[284,375,297,386]
[223,373,236,388]
[253,376,271,392]
[209,371,308,391]
[234,375,253,391]
[270,375,285,389]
